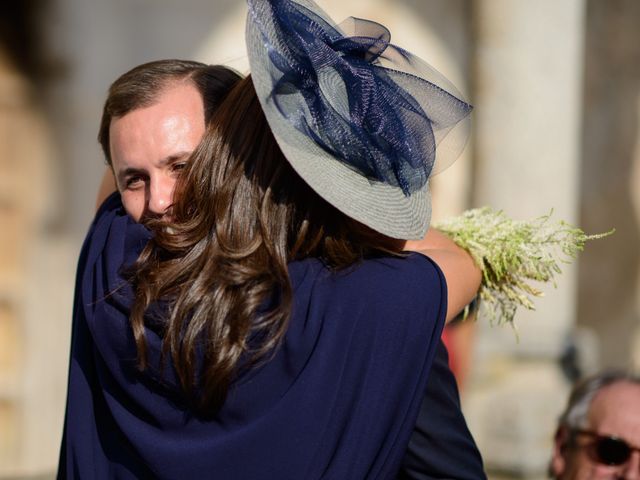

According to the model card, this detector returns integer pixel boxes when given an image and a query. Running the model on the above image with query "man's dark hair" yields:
[98,59,242,166]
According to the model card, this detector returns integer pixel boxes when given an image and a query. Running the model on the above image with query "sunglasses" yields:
[572,429,640,466]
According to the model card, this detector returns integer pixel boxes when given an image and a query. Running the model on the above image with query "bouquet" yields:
[435,208,613,327]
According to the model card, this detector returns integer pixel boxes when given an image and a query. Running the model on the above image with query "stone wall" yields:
[577,0,640,371]
[0,46,74,477]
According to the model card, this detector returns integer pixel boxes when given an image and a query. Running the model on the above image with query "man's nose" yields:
[147,176,174,217]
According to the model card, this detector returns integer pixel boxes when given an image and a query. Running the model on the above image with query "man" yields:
[70,59,484,478]
[550,371,640,479]
[95,59,241,221]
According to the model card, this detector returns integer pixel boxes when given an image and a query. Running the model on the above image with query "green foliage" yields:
[434,208,613,327]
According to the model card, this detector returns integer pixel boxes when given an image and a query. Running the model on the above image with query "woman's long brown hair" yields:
[129,76,401,415]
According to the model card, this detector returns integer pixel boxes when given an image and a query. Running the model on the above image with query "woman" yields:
[59,0,481,478]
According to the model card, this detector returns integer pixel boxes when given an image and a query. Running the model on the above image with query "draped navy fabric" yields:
[58,193,450,479]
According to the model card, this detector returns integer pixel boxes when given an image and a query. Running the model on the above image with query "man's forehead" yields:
[109,82,206,174]
[588,381,640,435]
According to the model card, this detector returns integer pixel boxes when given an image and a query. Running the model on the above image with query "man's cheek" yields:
[573,462,611,480]
[120,191,144,223]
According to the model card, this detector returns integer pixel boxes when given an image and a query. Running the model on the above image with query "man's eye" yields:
[172,162,187,173]
[125,176,144,189]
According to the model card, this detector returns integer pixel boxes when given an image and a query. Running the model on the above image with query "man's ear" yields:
[550,426,570,479]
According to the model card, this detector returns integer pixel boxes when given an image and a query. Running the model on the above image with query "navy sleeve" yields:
[398,341,486,479]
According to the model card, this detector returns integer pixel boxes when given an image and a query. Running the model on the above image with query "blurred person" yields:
[550,370,640,479]
[59,2,486,476]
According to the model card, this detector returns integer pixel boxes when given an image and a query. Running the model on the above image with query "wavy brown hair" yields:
[129,75,402,415]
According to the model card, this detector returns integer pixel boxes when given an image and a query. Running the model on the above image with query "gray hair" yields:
[558,370,640,430]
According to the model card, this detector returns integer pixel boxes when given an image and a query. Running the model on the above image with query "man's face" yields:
[552,381,640,479]
[109,82,205,222]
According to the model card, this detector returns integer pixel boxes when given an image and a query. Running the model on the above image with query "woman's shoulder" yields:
[357,252,444,283]
[336,253,446,305]
[284,254,447,387]
[290,253,447,319]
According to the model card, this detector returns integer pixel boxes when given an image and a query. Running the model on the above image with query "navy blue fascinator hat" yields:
[246,0,472,239]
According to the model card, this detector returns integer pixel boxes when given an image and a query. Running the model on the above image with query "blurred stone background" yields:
[0,0,638,478]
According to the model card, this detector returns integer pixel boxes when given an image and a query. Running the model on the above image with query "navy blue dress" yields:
[58,193,484,479]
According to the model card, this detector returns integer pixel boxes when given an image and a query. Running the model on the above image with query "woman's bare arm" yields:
[404,229,481,324]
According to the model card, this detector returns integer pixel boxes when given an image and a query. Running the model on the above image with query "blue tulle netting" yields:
[253,0,473,195]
